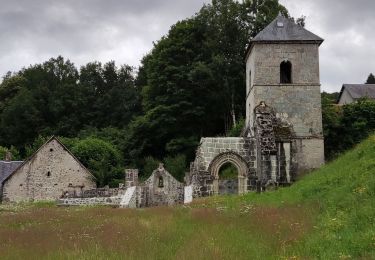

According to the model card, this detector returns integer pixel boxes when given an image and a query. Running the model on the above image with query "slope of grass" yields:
[1,136,375,259]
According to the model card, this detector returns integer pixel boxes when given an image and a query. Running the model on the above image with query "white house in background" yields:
[337,84,375,105]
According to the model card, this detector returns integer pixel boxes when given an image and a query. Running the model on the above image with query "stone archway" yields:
[208,152,249,195]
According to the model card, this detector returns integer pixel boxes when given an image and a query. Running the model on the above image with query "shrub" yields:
[142,156,160,180]
[71,137,123,187]
[164,154,187,182]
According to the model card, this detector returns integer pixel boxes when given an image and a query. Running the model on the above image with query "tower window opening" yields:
[280,61,292,84]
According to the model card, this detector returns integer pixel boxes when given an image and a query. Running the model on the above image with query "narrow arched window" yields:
[158,176,164,188]
[280,61,292,84]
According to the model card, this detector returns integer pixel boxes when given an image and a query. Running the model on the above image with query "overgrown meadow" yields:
[1,136,375,259]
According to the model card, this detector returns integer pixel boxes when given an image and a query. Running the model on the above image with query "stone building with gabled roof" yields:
[337,84,375,105]
[1,136,96,203]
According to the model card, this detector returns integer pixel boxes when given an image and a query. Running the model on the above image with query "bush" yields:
[142,156,160,180]
[0,146,20,161]
[323,98,375,160]
[164,154,187,182]
[228,118,245,137]
[71,137,123,187]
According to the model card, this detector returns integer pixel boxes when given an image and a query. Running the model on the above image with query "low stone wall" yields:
[57,196,122,206]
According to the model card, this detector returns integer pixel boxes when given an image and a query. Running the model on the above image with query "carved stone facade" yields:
[189,15,325,196]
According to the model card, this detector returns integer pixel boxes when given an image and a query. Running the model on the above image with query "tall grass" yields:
[1,136,375,259]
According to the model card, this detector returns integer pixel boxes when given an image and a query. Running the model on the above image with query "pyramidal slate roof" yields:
[251,14,323,44]
[338,84,375,101]
[0,160,23,188]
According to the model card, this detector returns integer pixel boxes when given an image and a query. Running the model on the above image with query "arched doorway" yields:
[208,152,248,195]
[218,162,239,194]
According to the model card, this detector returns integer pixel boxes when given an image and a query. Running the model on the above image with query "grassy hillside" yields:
[1,136,375,259]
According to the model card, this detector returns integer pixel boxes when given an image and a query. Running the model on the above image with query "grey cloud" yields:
[1,0,374,93]
[280,0,375,92]
[0,0,209,75]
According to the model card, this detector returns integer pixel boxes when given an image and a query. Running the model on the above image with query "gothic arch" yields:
[208,152,249,194]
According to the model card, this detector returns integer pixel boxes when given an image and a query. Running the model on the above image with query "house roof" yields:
[2,136,96,185]
[0,161,23,186]
[338,84,375,103]
[246,14,323,58]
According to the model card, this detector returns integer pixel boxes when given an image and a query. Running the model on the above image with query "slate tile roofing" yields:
[339,84,375,100]
[251,14,324,43]
[0,160,23,186]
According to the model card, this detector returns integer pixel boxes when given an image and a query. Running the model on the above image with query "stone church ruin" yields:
[188,14,325,196]
[1,15,325,207]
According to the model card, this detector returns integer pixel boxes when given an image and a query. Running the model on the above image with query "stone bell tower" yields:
[245,14,325,181]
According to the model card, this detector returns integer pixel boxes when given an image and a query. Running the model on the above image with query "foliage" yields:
[2,136,375,259]
[322,97,375,160]
[0,0,290,185]
[24,135,50,158]
[366,73,375,84]
[128,0,288,161]
[0,146,20,161]
[164,154,187,182]
[142,156,160,180]
[218,162,238,179]
[70,137,123,187]
[0,57,140,151]
[227,118,245,137]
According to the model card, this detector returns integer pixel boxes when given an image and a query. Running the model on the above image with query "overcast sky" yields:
[0,0,374,93]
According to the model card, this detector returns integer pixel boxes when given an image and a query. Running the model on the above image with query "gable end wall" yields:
[2,139,96,202]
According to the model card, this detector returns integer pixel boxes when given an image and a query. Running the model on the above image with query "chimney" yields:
[4,151,12,161]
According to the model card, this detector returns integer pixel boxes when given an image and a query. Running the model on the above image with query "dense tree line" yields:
[9,0,375,185]
[125,0,288,164]
[0,0,288,186]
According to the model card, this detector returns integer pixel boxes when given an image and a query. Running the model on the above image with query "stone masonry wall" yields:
[2,139,96,203]
[143,165,184,207]
[246,43,322,137]
[189,137,257,197]
[293,138,325,173]
[251,85,323,137]
[195,137,256,172]
[58,196,122,206]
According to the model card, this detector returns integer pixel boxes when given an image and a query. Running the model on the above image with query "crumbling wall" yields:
[143,164,184,206]
[188,137,257,197]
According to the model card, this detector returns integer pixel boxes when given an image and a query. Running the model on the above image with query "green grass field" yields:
[1,136,375,259]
